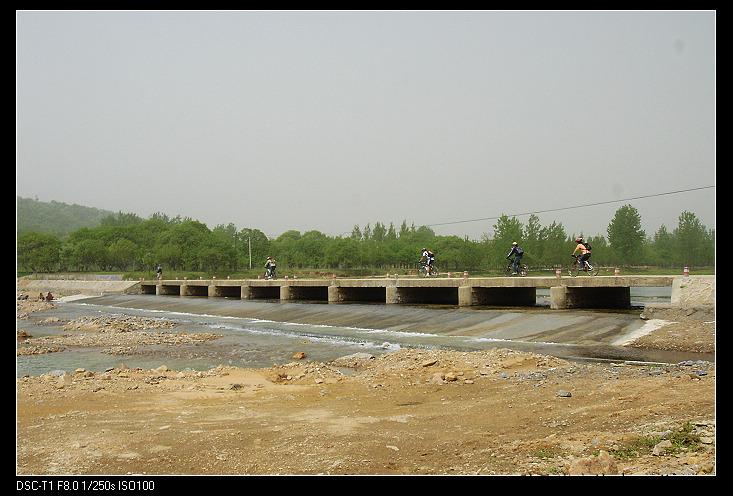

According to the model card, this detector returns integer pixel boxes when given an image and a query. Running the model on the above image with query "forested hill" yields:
[17,197,115,238]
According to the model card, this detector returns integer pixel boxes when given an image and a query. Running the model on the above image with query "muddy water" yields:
[16,290,710,377]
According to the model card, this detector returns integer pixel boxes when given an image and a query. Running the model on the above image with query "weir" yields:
[136,275,713,311]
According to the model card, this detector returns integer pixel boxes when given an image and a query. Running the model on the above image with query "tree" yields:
[522,214,543,265]
[652,225,674,266]
[607,205,645,265]
[674,211,709,266]
[107,239,138,270]
[17,232,61,272]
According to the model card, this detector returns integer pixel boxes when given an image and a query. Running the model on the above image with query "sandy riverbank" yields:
[16,293,715,475]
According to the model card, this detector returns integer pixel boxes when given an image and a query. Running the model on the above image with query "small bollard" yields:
[332,273,336,279]
[684,266,689,276]
[227,276,230,279]
[284,276,288,280]
[463,271,469,278]
[184,277,187,280]
[257,275,261,279]
[447,272,452,278]
[555,269,562,278]
[614,268,620,276]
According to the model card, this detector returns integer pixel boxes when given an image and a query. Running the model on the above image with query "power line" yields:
[426,185,715,228]
[336,185,715,237]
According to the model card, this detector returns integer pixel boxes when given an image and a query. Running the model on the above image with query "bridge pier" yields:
[280,286,292,301]
[386,286,399,304]
[458,287,472,307]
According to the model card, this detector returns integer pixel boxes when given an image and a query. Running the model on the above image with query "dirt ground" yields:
[16,297,716,476]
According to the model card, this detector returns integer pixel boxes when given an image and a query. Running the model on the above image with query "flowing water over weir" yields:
[17,289,711,377]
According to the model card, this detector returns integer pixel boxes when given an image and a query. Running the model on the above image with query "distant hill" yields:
[17,197,116,238]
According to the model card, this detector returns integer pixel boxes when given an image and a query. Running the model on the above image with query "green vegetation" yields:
[532,447,561,459]
[609,422,703,460]
[17,197,115,238]
[16,201,715,275]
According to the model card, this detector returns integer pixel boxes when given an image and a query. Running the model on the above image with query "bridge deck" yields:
[136,275,689,310]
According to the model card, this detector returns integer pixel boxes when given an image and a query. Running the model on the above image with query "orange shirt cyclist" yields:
[572,237,592,269]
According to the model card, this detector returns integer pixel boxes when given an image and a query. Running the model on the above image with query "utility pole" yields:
[248,234,252,270]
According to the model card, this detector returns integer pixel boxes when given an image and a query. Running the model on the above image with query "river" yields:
[17,287,711,377]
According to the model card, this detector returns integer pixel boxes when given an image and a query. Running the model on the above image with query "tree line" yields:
[17,205,714,274]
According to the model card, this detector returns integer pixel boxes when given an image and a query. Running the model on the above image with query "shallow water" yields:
[16,289,709,377]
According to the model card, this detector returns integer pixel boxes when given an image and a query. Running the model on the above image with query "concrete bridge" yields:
[137,275,714,310]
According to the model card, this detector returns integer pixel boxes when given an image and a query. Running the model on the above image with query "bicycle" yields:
[418,261,439,277]
[265,266,277,280]
[505,258,528,276]
[568,254,599,277]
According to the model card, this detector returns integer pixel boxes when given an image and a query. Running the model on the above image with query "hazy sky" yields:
[17,10,715,240]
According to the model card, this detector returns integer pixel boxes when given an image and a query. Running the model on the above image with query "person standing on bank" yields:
[506,241,524,275]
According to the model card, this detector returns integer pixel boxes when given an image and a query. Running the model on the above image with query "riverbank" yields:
[16,292,715,475]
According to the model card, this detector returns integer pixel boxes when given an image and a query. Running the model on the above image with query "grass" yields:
[609,422,703,460]
[533,447,561,459]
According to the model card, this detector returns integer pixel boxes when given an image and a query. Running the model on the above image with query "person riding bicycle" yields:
[572,237,592,270]
[505,241,524,275]
[155,264,163,280]
[420,248,435,275]
[265,257,277,279]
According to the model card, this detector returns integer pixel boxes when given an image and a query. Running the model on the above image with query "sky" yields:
[16,10,716,241]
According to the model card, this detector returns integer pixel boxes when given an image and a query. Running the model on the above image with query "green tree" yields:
[107,239,139,270]
[522,214,543,266]
[652,225,674,266]
[607,204,645,265]
[674,211,709,266]
[17,232,61,272]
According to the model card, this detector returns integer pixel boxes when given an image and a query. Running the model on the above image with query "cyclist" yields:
[419,248,435,276]
[505,241,524,275]
[572,237,592,270]
[265,257,277,279]
[155,264,163,280]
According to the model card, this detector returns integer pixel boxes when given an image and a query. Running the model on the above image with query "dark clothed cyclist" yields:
[506,242,524,275]
[265,257,277,279]
[420,248,435,274]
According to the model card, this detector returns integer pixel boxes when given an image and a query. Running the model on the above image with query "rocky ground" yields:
[16,295,716,475]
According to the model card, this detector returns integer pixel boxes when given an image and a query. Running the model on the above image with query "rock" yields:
[292,352,307,360]
[699,437,714,444]
[421,360,438,367]
[48,370,66,377]
[154,365,169,373]
[444,373,458,382]
[568,450,618,475]
[429,372,445,384]
[556,390,572,397]
[652,439,673,456]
